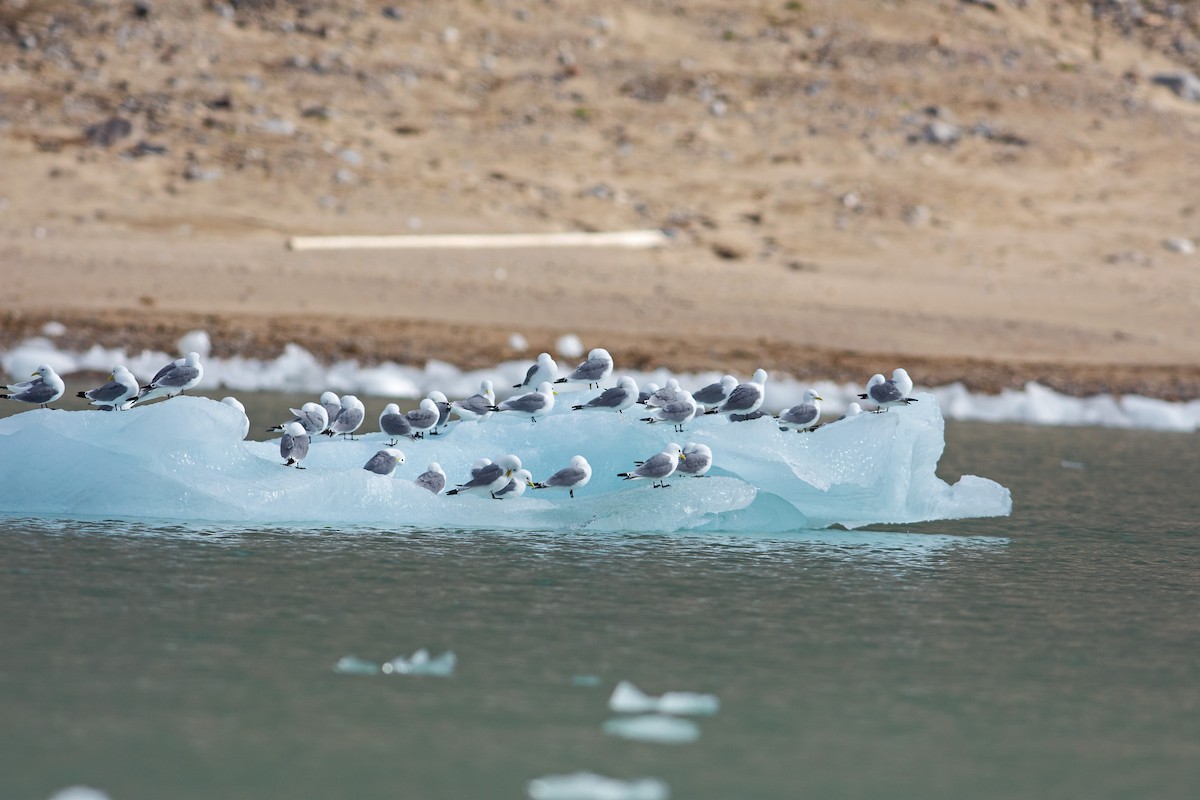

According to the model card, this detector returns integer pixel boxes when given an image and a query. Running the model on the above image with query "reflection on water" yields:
[2,421,1199,800]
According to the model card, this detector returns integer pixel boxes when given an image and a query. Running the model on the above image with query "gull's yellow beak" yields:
[506,469,513,477]
[526,480,536,488]
[552,390,558,395]
[30,371,37,377]
[679,453,686,460]
[108,373,114,381]
[816,395,824,402]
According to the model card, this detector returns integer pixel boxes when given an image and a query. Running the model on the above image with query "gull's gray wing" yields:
[570,356,609,382]
[84,378,128,403]
[584,387,628,408]
[363,452,396,475]
[302,409,326,434]
[546,466,587,487]
[10,380,57,404]
[152,364,199,389]
[635,452,674,479]
[677,452,711,475]
[691,382,726,405]
[406,407,438,428]
[780,403,818,426]
[455,394,492,415]
[380,413,412,437]
[149,361,177,384]
[721,384,760,412]
[518,363,538,387]
[869,381,905,404]
[416,470,446,494]
[334,407,365,433]
[659,398,695,421]
[322,401,341,421]
[493,478,520,497]
[435,401,451,427]
[281,432,308,461]
[501,393,548,414]
[459,463,503,489]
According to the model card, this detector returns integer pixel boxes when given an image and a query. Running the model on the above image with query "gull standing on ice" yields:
[280,421,309,469]
[325,395,365,439]
[1,364,65,408]
[363,448,405,476]
[892,368,914,399]
[777,389,824,433]
[691,375,738,411]
[619,442,685,488]
[572,376,638,414]
[533,455,592,498]
[132,352,203,405]
[379,403,414,444]
[554,348,613,389]
[859,373,916,413]
[710,369,768,419]
[221,396,250,439]
[415,462,446,495]
[405,398,441,438]
[268,402,328,438]
[676,443,713,477]
[76,365,138,410]
[514,352,558,389]
[643,378,680,407]
[427,390,452,434]
[837,402,865,422]
[319,391,341,425]
[451,380,495,422]
[641,389,697,433]
[447,454,523,498]
[493,468,534,500]
[493,382,556,423]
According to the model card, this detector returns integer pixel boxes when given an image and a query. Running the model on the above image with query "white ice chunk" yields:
[509,333,529,351]
[527,772,670,800]
[381,649,457,676]
[602,714,700,744]
[41,321,67,337]
[556,334,584,359]
[177,329,212,358]
[608,680,719,716]
[333,655,380,675]
[47,789,111,800]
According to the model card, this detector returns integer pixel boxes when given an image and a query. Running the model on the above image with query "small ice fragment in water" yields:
[41,321,67,337]
[570,674,602,687]
[527,771,670,800]
[602,714,700,744]
[510,333,529,351]
[556,333,584,359]
[1060,460,1085,470]
[333,655,380,675]
[381,648,457,676]
[47,789,111,800]
[609,680,719,716]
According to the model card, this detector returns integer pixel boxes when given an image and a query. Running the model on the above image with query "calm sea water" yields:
[1,405,1198,799]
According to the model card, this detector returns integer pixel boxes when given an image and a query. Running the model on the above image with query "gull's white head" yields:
[515,468,535,487]
[382,402,400,416]
[803,389,823,404]
[665,442,685,459]
[866,373,886,390]
[683,442,712,458]
[480,379,494,395]
[845,402,864,416]
[419,398,438,414]
[589,348,612,362]
[383,448,405,464]
[645,382,660,393]
[537,352,556,366]
[284,421,306,437]
[720,375,738,391]
[892,368,910,382]
[184,352,202,367]
[618,376,638,392]
[570,455,590,469]
[665,378,680,391]
[428,390,448,404]
[301,401,325,418]
[496,454,523,474]
[752,369,768,385]
[537,381,556,396]
[320,391,339,405]
[34,364,54,378]
[339,394,357,408]
[427,462,444,474]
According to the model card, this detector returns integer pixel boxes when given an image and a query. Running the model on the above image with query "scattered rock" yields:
[382,6,405,20]
[84,117,133,148]
[920,120,962,146]
[902,204,931,227]
[124,141,168,158]
[712,241,746,260]
[183,165,222,182]
[1163,237,1196,255]
[337,148,362,165]
[1104,250,1153,268]
[333,168,357,185]
[1151,71,1200,102]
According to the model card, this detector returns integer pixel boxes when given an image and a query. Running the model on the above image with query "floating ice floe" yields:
[47,789,111,800]
[333,655,381,675]
[602,714,700,744]
[381,649,457,676]
[4,331,1197,431]
[0,393,1008,531]
[608,680,719,716]
[527,772,670,800]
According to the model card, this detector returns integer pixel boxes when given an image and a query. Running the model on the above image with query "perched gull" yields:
[533,455,592,498]
[451,380,496,423]
[619,442,685,488]
[280,421,309,469]
[554,347,613,389]
[325,395,365,439]
[859,373,916,413]
[641,389,697,433]
[710,369,768,419]
[405,398,441,439]
[379,403,414,444]
[133,352,203,405]
[494,468,534,500]
[514,352,558,389]
[268,402,328,437]
[643,378,680,408]
[363,448,405,476]
[447,454,523,498]
[76,365,138,410]
[692,375,738,411]
[838,402,865,421]
[677,442,713,477]
[572,376,638,414]
[493,382,556,423]
[637,382,660,404]
[221,396,250,439]
[777,389,824,433]
[415,462,447,495]
[892,368,914,398]
[428,391,452,435]
[2,364,65,408]
[319,391,341,425]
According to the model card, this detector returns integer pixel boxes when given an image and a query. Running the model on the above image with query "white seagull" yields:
[777,389,823,433]
[2,364,65,408]
[514,352,558,389]
[710,369,768,419]
[554,348,613,389]
[493,382,556,423]
[451,380,496,422]
[572,376,638,414]
[619,442,685,488]
[132,352,203,405]
[76,365,138,410]
[533,455,592,498]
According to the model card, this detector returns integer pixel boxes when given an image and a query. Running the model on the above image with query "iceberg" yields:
[0,393,1009,531]
[601,715,701,745]
[527,772,669,800]
[381,649,457,677]
[608,680,719,716]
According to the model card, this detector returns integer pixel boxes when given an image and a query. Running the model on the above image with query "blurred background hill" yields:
[1,0,1198,396]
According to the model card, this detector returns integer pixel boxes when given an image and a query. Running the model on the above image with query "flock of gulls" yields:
[1,348,918,500]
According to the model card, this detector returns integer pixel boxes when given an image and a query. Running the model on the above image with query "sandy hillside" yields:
[1,0,1199,396]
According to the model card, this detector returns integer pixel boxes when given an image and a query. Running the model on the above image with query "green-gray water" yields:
[2,420,1198,799]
